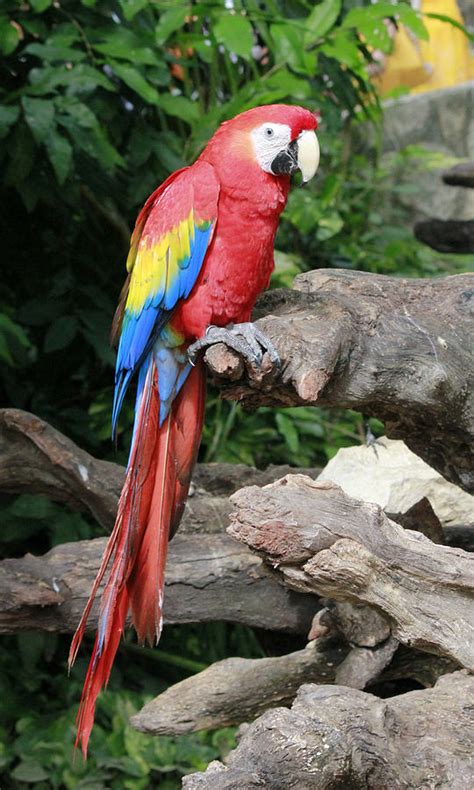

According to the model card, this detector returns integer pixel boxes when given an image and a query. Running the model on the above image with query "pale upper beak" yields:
[270,129,320,182]
[297,129,320,183]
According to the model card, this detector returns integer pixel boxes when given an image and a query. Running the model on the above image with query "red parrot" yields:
[69,104,319,755]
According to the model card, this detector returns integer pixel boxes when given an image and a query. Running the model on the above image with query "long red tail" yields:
[69,356,206,757]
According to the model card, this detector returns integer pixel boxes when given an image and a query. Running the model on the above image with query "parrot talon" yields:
[187,323,280,369]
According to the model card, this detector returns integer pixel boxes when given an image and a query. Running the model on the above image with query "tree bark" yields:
[228,475,474,670]
[0,531,317,635]
[0,408,319,533]
[203,270,474,492]
[131,638,349,736]
[183,671,474,789]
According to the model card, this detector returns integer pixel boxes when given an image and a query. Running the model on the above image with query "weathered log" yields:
[0,532,317,635]
[183,671,474,789]
[414,218,474,254]
[203,270,474,492]
[228,475,474,670]
[442,160,474,188]
[0,408,319,533]
[131,638,349,736]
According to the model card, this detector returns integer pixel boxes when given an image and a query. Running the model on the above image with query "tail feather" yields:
[69,350,206,757]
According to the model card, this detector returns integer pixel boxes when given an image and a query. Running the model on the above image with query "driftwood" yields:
[414,218,474,254]
[443,160,474,188]
[183,671,474,789]
[0,409,320,635]
[203,269,474,492]
[0,531,317,635]
[228,475,474,670]
[0,408,319,533]
[131,638,349,736]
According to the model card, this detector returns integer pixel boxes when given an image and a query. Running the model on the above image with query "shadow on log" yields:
[183,671,474,789]
[203,269,474,492]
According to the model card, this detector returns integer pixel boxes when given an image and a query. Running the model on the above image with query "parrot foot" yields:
[188,323,280,368]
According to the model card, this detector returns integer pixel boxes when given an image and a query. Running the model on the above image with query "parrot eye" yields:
[264,127,275,138]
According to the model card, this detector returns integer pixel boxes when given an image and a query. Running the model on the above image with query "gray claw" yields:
[187,322,280,369]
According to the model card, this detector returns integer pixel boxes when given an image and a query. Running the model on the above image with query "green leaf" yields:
[30,0,52,12]
[44,129,73,184]
[316,210,343,240]
[44,316,78,352]
[214,14,254,61]
[156,93,200,123]
[265,69,311,100]
[0,313,30,365]
[270,23,305,70]
[320,30,362,70]
[304,0,341,44]
[24,41,86,63]
[0,16,20,56]
[28,63,115,95]
[11,761,48,783]
[155,6,187,46]
[0,104,19,139]
[119,0,149,20]
[21,97,55,144]
[424,12,472,42]
[110,61,160,104]
[276,412,299,454]
[5,123,36,184]
[397,5,428,41]
[93,30,159,65]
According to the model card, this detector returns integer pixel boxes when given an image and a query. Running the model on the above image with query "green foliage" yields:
[0,0,467,785]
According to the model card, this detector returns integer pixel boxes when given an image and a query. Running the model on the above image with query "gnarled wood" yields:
[183,671,474,789]
[0,532,317,635]
[131,638,349,736]
[228,475,474,670]
[0,408,319,533]
[203,270,474,492]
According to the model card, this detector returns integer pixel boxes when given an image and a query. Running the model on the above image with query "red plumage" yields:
[70,104,318,756]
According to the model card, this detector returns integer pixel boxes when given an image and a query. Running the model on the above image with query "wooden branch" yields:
[414,219,474,254]
[0,408,319,532]
[443,161,474,188]
[203,270,474,492]
[183,671,474,789]
[228,475,474,670]
[0,531,317,635]
[131,638,349,736]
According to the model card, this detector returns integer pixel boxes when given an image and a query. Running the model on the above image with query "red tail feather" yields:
[69,359,206,757]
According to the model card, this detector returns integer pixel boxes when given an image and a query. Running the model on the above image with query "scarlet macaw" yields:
[69,104,319,755]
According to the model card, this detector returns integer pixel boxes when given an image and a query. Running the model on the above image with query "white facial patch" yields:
[251,122,292,174]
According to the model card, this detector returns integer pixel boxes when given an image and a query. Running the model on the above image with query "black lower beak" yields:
[270,139,298,177]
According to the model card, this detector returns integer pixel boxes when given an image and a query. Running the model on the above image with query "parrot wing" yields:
[111,160,219,435]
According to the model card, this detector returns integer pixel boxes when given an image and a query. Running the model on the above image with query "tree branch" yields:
[183,671,474,789]
[203,270,474,492]
[0,530,318,635]
[228,475,474,670]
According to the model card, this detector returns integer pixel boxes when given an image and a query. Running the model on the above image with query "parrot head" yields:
[202,104,319,188]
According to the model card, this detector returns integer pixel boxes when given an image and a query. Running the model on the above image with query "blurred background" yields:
[1,1,473,786]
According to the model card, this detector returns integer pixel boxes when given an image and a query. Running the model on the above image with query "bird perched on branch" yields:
[69,104,319,756]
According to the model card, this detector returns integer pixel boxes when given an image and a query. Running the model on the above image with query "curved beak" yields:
[297,129,320,183]
[270,129,320,183]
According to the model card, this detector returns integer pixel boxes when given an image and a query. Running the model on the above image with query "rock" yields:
[318,437,474,529]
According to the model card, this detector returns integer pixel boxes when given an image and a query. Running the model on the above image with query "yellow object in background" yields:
[375,0,474,96]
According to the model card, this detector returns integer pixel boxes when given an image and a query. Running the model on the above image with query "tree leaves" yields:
[0,16,20,55]
[44,129,73,184]
[21,97,55,144]
[213,14,254,60]
[305,0,342,44]
[43,316,78,353]
[110,61,160,104]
